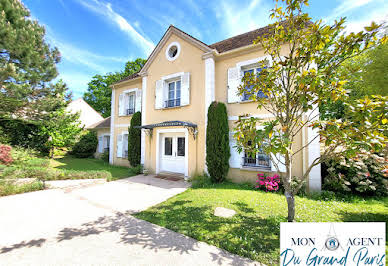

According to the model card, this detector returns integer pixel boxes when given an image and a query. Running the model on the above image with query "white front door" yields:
[160,133,186,174]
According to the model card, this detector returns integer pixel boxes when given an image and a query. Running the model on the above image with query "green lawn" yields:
[50,157,131,181]
[135,182,388,265]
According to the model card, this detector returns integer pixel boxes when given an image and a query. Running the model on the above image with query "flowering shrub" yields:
[0,145,13,165]
[256,173,280,191]
[323,152,388,196]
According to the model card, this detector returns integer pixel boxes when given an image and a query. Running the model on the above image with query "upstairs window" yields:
[126,92,135,115]
[242,67,267,101]
[165,80,181,108]
[118,88,141,116]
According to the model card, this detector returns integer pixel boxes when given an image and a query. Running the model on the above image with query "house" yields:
[109,25,321,191]
[66,98,104,128]
[88,116,111,158]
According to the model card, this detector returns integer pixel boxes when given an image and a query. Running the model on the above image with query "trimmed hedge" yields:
[206,101,230,183]
[71,131,98,158]
[128,111,141,166]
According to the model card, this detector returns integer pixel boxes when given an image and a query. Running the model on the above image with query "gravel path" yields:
[0,175,261,265]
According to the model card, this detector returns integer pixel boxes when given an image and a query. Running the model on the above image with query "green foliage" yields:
[129,164,143,176]
[101,151,109,162]
[321,41,388,120]
[323,153,388,196]
[71,131,98,158]
[0,0,62,118]
[1,166,111,181]
[0,180,44,197]
[0,119,49,153]
[83,58,146,117]
[206,102,230,183]
[190,174,213,188]
[128,111,141,167]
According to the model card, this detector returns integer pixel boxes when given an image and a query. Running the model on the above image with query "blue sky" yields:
[22,0,387,99]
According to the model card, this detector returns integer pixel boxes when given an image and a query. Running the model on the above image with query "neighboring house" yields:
[67,98,104,128]
[109,24,321,191]
[88,116,111,158]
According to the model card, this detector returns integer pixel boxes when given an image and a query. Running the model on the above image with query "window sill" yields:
[118,114,134,117]
[159,105,185,110]
[240,166,273,172]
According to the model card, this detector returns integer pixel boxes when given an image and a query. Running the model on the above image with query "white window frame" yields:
[161,72,184,109]
[122,132,129,158]
[241,65,269,102]
[119,88,138,117]
[242,141,271,169]
[165,42,181,61]
[165,79,181,108]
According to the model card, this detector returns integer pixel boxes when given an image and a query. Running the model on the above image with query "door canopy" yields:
[135,121,198,139]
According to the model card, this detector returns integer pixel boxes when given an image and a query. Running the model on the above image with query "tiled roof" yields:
[209,21,288,53]
[114,72,140,85]
[88,116,110,129]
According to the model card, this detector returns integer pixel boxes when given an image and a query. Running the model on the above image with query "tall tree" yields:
[39,81,83,157]
[234,0,387,222]
[83,58,146,117]
[128,111,141,166]
[0,0,61,118]
[206,102,230,183]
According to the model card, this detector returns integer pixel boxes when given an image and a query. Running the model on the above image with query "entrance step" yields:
[155,171,185,181]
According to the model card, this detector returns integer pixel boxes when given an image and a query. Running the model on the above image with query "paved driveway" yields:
[0,175,260,265]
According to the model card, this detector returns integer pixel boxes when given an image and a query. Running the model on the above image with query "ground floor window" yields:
[123,133,128,158]
[242,141,271,169]
[103,135,110,153]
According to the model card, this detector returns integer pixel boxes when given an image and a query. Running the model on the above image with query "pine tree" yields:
[0,0,61,118]
[206,101,230,183]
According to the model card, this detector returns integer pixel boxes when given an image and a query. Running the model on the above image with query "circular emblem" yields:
[325,237,340,251]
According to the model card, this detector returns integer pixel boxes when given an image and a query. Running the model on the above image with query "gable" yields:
[139,26,213,75]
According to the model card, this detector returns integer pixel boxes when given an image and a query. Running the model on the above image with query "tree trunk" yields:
[285,191,295,222]
[284,152,295,222]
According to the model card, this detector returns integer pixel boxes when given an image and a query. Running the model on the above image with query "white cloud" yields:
[325,0,382,22]
[345,8,388,33]
[77,0,155,56]
[214,0,273,38]
[47,32,128,74]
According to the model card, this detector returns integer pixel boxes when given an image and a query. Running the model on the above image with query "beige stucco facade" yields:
[109,26,321,190]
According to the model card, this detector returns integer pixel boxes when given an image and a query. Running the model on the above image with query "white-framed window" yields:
[241,66,267,101]
[98,134,110,153]
[103,135,110,153]
[242,140,271,169]
[165,42,181,61]
[228,56,272,104]
[122,133,128,158]
[155,72,190,109]
[166,79,181,108]
[126,92,135,115]
[118,88,141,116]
